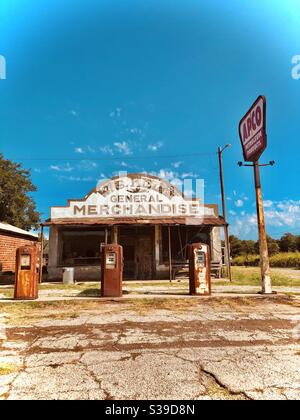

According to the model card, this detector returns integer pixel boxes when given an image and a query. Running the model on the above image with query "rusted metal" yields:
[254,162,272,294]
[14,245,38,300]
[189,243,211,296]
[43,216,227,227]
[101,244,123,297]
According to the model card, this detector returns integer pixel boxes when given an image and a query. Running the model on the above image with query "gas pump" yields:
[189,243,211,296]
[101,244,123,297]
[14,245,39,300]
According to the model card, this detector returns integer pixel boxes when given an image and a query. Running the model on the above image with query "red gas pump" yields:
[14,246,39,300]
[101,244,123,297]
[189,243,211,296]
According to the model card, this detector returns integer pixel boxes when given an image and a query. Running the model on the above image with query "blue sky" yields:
[0,0,299,239]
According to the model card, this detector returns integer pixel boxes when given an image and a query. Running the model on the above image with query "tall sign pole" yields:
[253,162,272,294]
[238,96,274,295]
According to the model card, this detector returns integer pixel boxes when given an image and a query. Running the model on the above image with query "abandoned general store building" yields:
[45,174,225,281]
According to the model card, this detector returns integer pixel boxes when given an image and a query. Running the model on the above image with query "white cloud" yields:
[114,141,132,155]
[87,145,96,153]
[50,163,73,172]
[235,199,244,208]
[182,172,198,178]
[75,147,85,154]
[77,160,98,171]
[129,127,141,134]
[56,175,93,182]
[70,110,79,117]
[263,200,273,208]
[147,142,163,152]
[229,199,300,238]
[265,200,300,228]
[109,107,122,118]
[100,145,114,155]
[172,161,183,169]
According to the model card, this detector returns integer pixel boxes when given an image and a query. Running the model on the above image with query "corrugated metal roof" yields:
[43,216,226,227]
[0,222,39,239]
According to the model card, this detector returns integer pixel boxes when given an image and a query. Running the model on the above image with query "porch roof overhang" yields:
[42,216,227,227]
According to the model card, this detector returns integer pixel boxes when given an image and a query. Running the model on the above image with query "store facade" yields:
[46,174,226,281]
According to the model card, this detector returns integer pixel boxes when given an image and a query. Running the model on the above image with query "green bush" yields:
[270,252,300,268]
[232,253,300,268]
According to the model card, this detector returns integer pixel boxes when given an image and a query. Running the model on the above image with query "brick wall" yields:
[0,232,39,273]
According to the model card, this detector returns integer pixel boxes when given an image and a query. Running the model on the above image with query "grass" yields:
[0,363,17,376]
[39,282,99,291]
[0,289,14,299]
[0,300,102,325]
[233,252,300,269]
[218,267,300,287]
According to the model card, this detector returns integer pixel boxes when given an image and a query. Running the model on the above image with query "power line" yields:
[14,151,216,162]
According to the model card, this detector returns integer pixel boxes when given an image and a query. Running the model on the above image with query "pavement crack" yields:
[198,363,252,400]
[79,353,114,400]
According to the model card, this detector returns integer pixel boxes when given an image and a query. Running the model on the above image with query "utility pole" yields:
[218,145,232,282]
[39,224,44,284]
[238,160,275,294]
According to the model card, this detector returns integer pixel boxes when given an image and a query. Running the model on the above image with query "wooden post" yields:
[112,226,118,244]
[178,226,184,259]
[105,228,108,244]
[254,162,272,294]
[39,225,44,284]
[218,147,232,282]
[168,226,172,282]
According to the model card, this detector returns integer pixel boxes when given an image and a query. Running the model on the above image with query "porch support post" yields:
[112,226,118,244]
[154,225,161,271]
[168,226,172,282]
[39,225,44,284]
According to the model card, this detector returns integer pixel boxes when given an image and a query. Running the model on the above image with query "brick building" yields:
[0,222,39,273]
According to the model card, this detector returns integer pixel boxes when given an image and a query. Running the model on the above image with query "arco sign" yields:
[239,96,267,162]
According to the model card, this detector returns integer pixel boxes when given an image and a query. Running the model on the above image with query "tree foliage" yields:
[279,233,298,253]
[0,154,40,230]
[229,233,299,257]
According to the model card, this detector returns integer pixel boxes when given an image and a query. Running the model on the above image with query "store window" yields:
[61,229,110,266]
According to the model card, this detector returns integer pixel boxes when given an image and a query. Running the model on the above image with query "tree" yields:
[279,233,298,253]
[229,235,243,258]
[297,236,300,252]
[266,235,280,256]
[0,154,40,230]
[242,240,256,256]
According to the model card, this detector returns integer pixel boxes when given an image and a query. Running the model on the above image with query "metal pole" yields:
[218,147,232,282]
[254,162,272,294]
[168,226,172,282]
[39,225,44,284]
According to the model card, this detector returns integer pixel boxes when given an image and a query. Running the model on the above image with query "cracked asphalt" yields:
[1,294,300,400]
